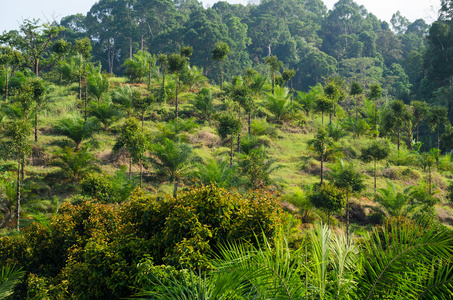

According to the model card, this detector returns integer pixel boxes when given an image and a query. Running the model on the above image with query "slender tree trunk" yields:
[346,192,350,245]
[271,72,275,95]
[148,60,152,89]
[320,152,324,185]
[175,79,179,120]
[437,123,440,150]
[374,102,378,139]
[129,156,132,179]
[21,153,25,181]
[397,127,400,151]
[220,60,224,90]
[162,71,166,102]
[173,180,178,198]
[141,35,144,51]
[140,161,143,189]
[85,72,88,122]
[35,101,38,142]
[16,158,21,231]
[79,73,82,101]
[416,121,420,143]
[374,159,377,193]
[5,64,8,101]
[35,60,39,76]
[130,36,133,59]
[230,137,234,167]
[248,85,252,135]
[237,133,240,153]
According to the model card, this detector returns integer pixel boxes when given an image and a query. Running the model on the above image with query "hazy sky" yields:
[1,0,441,33]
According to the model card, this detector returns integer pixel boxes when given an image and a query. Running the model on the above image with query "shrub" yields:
[80,173,118,204]
[120,185,283,269]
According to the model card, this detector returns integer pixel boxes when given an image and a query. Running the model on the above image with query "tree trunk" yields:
[175,79,179,120]
[35,100,38,142]
[79,74,82,101]
[129,156,132,179]
[34,59,39,76]
[173,180,178,198]
[148,59,152,89]
[230,137,234,167]
[374,103,378,139]
[16,159,21,231]
[220,60,224,90]
[271,72,275,95]
[141,35,144,51]
[374,159,377,193]
[129,36,133,59]
[248,85,252,135]
[21,153,25,181]
[437,123,440,150]
[397,127,400,151]
[5,64,8,101]
[346,192,350,245]
[140,161,143,189]
[320,152,324,185]
[416,121,420,143]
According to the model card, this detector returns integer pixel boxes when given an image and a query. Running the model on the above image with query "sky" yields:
[0,0,442,33]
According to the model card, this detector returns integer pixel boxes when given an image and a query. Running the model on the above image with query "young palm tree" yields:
[150,138,197,198]
[55,116,98,150]
[264,86,292,123]
[51,144,100,183]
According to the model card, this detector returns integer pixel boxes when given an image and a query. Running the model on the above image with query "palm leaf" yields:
[0,265,25,300]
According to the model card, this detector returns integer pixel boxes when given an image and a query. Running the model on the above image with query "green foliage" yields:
[123,51,156,83]
[360,140,391,163]
[51,144,100,183]
[216,113,241,140]
[190,159,238,188]
[87,63,109,102]
[190,87,214,121]
[88,101,120,131]
[121,185,283,269]
[0,265,25,300]
[264,86,292,122]
[309,183,346,215]
[55,116,98,149]
[150,138,196,197]
[357,218,453,299]
[238,147,280,190]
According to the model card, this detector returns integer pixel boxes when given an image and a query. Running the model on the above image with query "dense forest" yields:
[1,0,453,299]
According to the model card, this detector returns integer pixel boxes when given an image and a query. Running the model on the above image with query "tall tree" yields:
[264,55,282,94]
[2,19,64,76]
[410,100,430,143]
[212,42,230,90]
[308,127,333,185]
[330,161,365,243]
[382,100,411,151]
[360,140,390,192]
[368,84,382,138]
[168,51,189,120]
[350,81,363,122]
[114,117,148,186]
[427,105,448,150]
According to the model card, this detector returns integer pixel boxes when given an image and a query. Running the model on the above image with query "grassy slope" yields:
[2,77,453,230]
